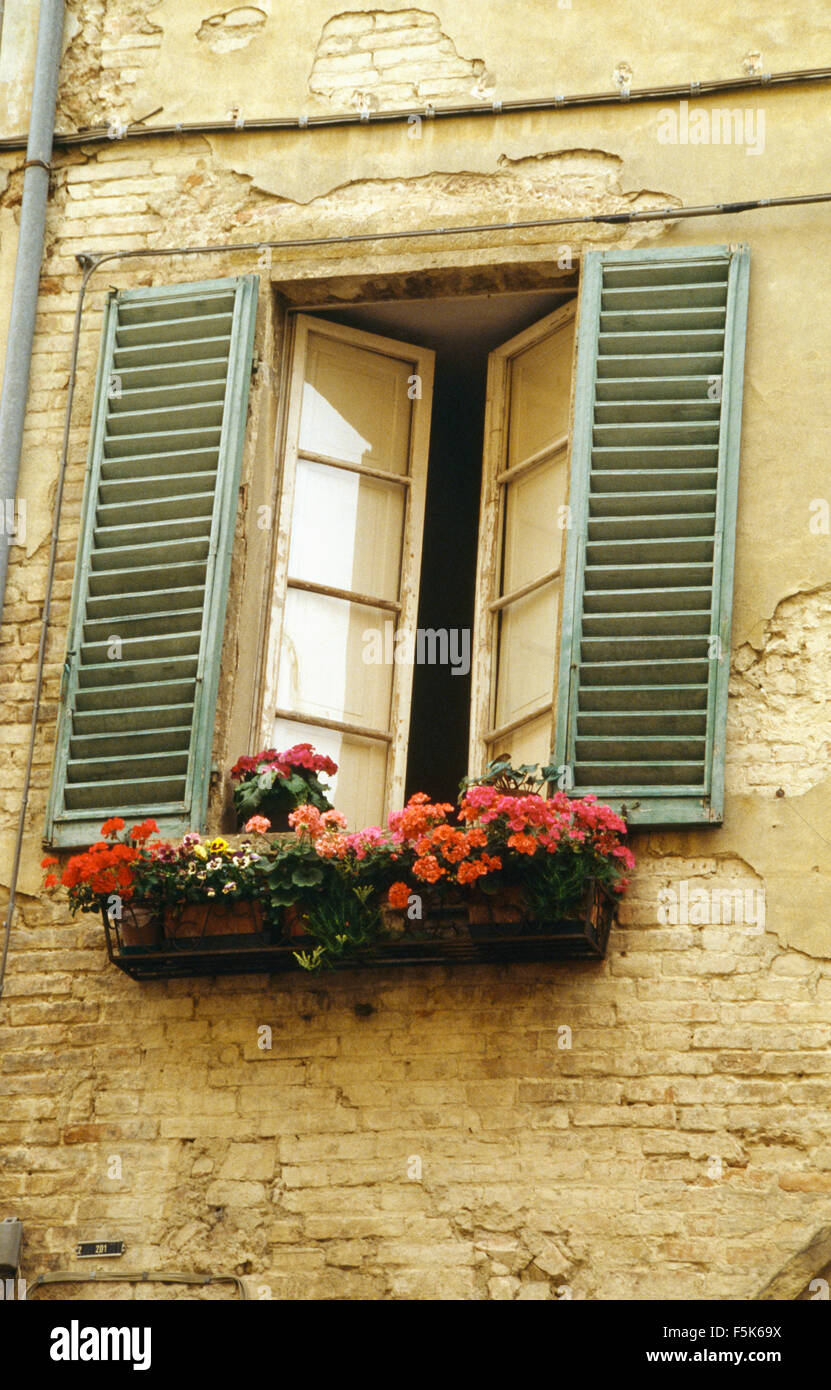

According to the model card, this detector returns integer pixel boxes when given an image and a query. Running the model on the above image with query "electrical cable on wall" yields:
[0,65,829,151]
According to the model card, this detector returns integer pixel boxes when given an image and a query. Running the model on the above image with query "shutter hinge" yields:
[250,350,259,373]
[60,652,74,699]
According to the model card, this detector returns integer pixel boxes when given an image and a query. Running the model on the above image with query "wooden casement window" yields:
[469,301,577,775]
[264,244,748,829]
[262,316,435,830]
[45,275,259,847]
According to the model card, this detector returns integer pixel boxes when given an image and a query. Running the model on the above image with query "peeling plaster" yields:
[651,782,831,960]
[197,7,267,53]
[729,584,831,798]
[59,0,163,128]
[309,8,494,110]
[207,145,682,241]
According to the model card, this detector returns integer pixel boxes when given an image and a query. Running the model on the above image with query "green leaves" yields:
[290,863,324,888]
[460,758,554,798]
[289,879,383,972]
[232,767,333,828]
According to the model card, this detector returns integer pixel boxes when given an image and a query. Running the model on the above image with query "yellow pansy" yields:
[192,843,208,859]
[208,837,229,853]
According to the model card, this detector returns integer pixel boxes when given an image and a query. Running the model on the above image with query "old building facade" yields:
[1,0,830,1300]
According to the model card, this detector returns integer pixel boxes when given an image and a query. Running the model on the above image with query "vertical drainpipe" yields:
[0,0,65,619]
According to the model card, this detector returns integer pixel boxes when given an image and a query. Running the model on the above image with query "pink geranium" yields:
[244,815,272,836]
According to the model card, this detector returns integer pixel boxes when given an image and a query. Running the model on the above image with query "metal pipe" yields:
[0,0,64,618]
[0,64,829,152]
[57,190,831,282]
[2,183,830,999]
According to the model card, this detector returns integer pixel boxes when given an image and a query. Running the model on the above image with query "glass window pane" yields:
[507,318,575,467]
[494,581,557,728]
[502,454,567,595]
[270,717,387,829]
[288,459,405,602]
[488,711,553,772]
[278,591,393,733]
[299,332,414,475]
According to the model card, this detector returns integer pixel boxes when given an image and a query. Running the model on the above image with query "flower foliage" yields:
[274,777,634,960]
[230,743,337,825]
[44,818,151,914]
[44,820,272,916]
[41,765,635,971]
[131,832,269,911]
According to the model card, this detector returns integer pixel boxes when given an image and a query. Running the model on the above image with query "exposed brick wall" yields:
[727,586,831,797]
[197,8,267,55]
[59,0,164,130]
[3,864,831,1300]
[308,9,494,110]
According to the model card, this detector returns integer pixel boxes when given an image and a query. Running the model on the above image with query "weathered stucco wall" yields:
[1,0,830,1300]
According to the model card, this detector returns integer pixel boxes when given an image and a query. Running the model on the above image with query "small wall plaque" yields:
[75,1240,125,1259]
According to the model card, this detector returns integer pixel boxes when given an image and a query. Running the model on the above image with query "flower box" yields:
[101,886,617,980]
[466,881,615,951]
[163,900,265,941]
[54,762,631,979]
[282,903,309,938]
[467,885,526,926]
[112,901,163,952]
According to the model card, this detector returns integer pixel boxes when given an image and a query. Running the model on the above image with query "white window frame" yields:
[468,300,578,777]
[261,312,435,820]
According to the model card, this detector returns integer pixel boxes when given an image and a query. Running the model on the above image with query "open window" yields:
[261,293,577,826]
[263,245,749,829]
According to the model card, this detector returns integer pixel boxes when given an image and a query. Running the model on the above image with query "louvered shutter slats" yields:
[555,247,748,825]
[46,275,258,846]
[71,704,194,736]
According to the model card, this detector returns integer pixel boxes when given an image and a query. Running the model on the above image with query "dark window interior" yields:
[312,290,571,805]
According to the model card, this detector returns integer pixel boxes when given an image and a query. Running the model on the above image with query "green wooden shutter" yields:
[45,274,258,847]
[554,245,749,826]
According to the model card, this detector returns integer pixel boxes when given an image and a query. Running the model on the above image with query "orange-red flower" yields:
[387,881,411,909]
[507,832,538,856]
[100,817,125,838]
[412,854,444,884]
[128,819,159,843]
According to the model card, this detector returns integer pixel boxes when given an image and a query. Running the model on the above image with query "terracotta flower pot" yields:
[117,903,162,949]
[164,900,264,940]
[379,906,406,937]
[467,885,526,926]
[283,903,309,939]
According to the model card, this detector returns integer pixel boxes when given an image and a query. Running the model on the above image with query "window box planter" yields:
[466,881,615,950]
[100,884,616,979]
[467,885,526,927]
[282,903,309,938]
[67,773,631,979]
[115,902,163,952]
